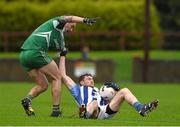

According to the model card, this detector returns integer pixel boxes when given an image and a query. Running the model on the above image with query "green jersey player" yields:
[20,15,98,117]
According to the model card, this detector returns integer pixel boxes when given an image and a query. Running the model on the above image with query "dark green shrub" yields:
[0,0,162,50]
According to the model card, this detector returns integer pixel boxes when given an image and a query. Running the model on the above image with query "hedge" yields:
[0,0,162,50]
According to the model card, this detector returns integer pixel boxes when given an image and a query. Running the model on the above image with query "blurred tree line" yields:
[154,0,180,50]
[1,0,178,51]
[0,0,160,32]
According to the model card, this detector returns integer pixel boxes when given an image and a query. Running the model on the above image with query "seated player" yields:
[59,49,159,119]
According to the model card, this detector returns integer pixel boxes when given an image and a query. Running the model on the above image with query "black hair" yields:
[78,73,93,84]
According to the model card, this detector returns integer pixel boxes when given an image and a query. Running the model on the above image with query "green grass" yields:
[0,82,180,126]
[0,51,180,125]
[1,50,180,83]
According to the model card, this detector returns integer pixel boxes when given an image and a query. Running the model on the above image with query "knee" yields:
[122,88,129,92]
[41,85,48,92]
[119,88,129,95]
[36,79,48,92]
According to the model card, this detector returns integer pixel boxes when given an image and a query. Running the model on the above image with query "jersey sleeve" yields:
[70,84,82,107]
[52,16,66,30]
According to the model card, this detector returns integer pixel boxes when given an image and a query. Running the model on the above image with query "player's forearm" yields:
[64,16,84,23]
[59,56,66,76]
[71,16,84,23]
[62,75,76,89]
[63,16,98,24]
[59,56,75,89]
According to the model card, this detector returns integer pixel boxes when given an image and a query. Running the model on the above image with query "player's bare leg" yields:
[109,88,159,116]
[109,88,138,111]
[39,60,62,117]
[21,69,49,116]
[28,70,49,97]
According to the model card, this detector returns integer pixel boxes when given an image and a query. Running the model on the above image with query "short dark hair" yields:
[78,73,93,84]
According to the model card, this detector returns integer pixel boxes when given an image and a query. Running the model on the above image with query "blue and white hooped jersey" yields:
[70,84,107,107]
[80,85,107,106]
[80,86,97,106]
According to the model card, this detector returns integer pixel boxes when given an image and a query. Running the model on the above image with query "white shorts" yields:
[97,105,116,119]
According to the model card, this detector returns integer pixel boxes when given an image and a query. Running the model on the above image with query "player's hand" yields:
[79,105,86,118]
[104,82,120,91]
[60,48,68,56]
[83,17,100,25]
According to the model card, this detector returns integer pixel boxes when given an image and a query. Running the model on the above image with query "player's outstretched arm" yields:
[62,16,99,25]
[59,49,83,107]
[59,49,75,90]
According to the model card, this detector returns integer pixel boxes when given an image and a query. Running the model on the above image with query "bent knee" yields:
[122,88,129,92]
[42,85,48,91]
[119,88,130,95]
[41,85,48,92]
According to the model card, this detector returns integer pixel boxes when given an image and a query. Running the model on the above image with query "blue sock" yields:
[133,102,144,112]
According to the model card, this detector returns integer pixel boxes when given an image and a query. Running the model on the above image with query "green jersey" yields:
[21,16,65,52]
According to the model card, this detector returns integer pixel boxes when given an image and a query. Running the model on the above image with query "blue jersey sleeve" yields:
[70,84,82,107]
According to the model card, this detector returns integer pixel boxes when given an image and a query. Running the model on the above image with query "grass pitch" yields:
[0,82,180,126]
